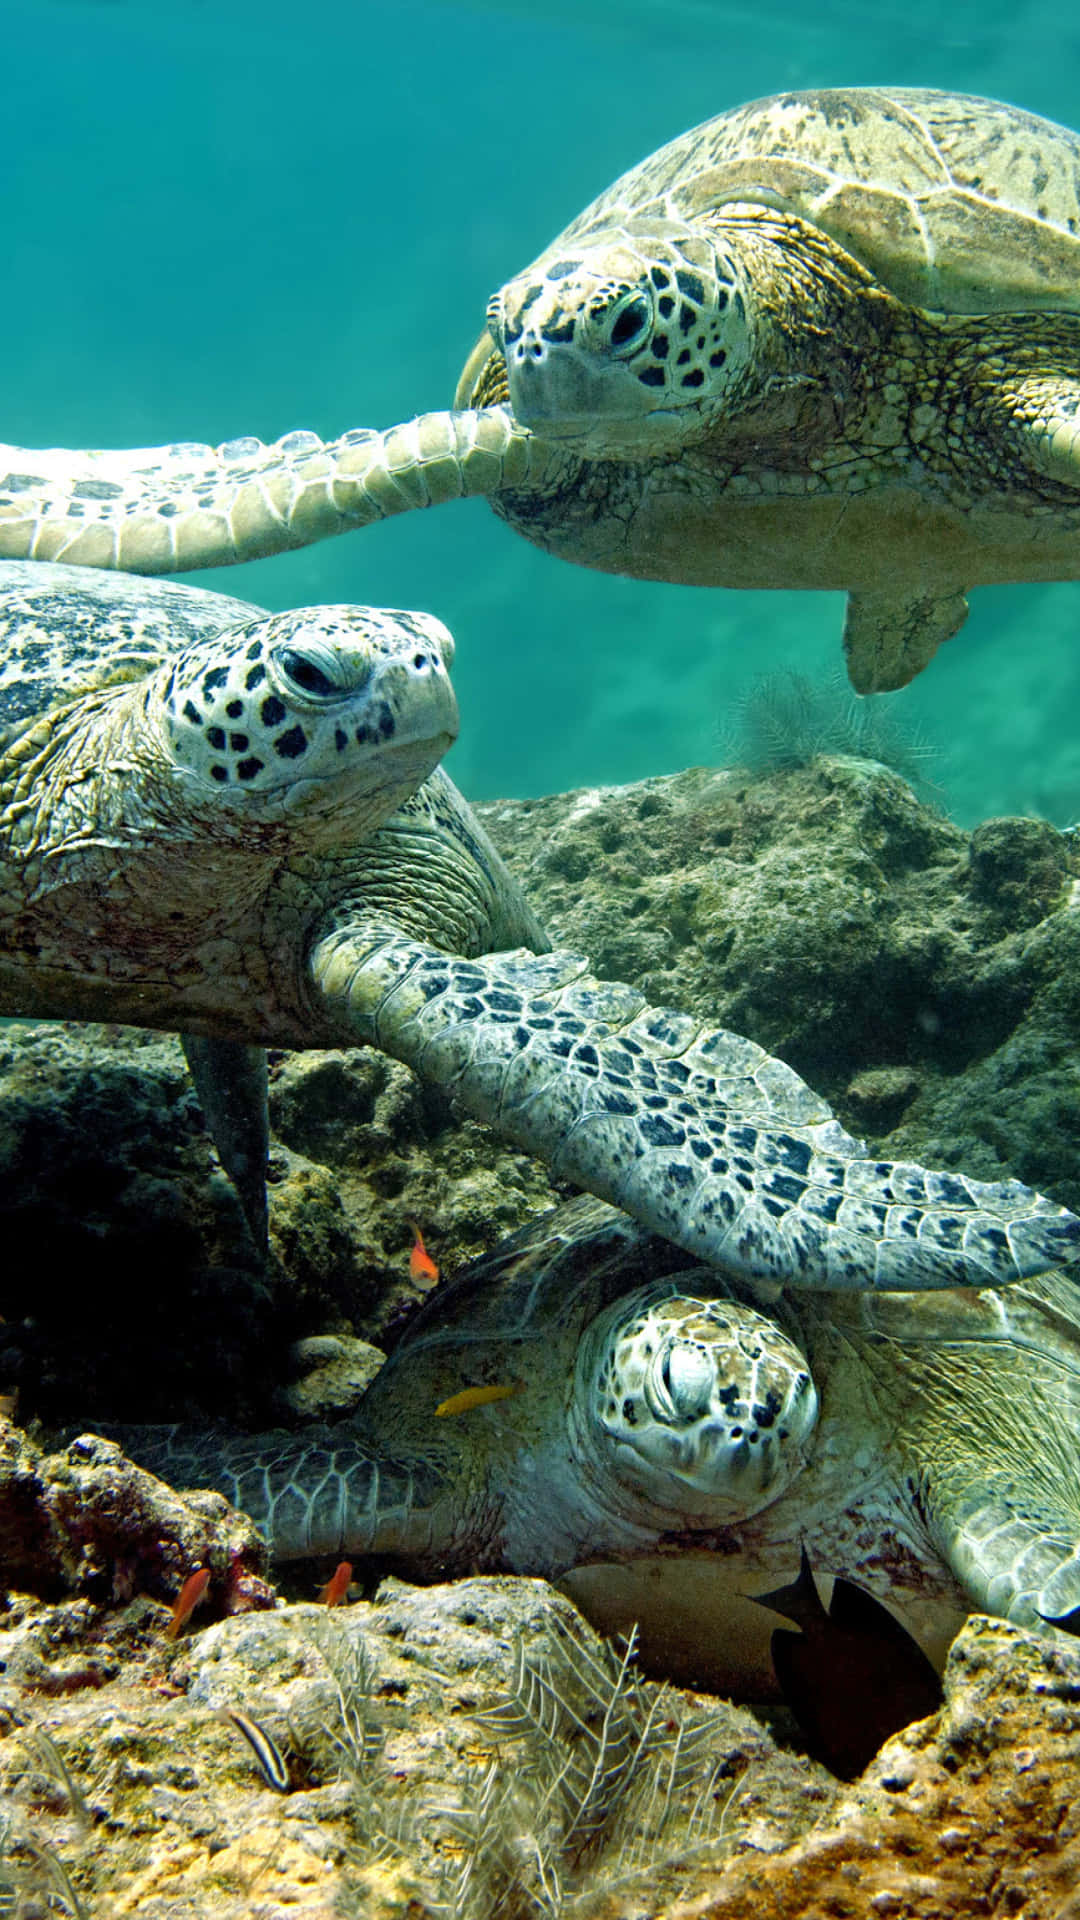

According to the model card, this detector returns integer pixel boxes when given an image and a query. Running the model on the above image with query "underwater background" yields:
[4,0,1080,823]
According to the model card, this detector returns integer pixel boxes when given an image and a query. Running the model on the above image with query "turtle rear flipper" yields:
[181,1035,269,1256]
[842,587,969,694]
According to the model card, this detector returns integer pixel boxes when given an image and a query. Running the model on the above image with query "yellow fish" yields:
[435,1382,522,1418]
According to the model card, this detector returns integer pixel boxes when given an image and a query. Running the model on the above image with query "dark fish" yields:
[1039,1603,1080,1635]
[752,1545,943,1780]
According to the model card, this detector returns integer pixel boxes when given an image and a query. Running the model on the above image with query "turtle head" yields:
[489,220,753,455]
[578,1281,818,1526]
[151,603,458,820]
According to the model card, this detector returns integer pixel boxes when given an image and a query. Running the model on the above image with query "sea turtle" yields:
[9,559,1074,1294]
[117,1190,1080,1696]
[2,560,1076,1293]
[3,88,1080,690]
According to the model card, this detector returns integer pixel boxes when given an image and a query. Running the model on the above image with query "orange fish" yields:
[166,1566,211,1639]
[435,1383,523,1418]
[408,1222,439,1284]
[318,1561,354,1607]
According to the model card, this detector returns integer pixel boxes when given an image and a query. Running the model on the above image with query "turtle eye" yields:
[606,290,652,357]
[663,1343,714,1419]
[274,647,341,700]
[645,1339,713,1422]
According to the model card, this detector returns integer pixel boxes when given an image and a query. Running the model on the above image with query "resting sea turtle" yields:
[1,559,1076,1291]
[3,88,1080,690]
[119,1190,1080,1695]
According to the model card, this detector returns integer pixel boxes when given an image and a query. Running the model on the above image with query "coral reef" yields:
[0,1577,835,1917]
[1,755,1078,1912]
[0,1423,269,1610]
[1,1578,1079,1916]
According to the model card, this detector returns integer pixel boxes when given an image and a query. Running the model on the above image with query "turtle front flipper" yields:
[181,1036,269,1255]
[307,928,1080,1296]
[858,1274,1080,1632]
[945,1494,1080,1631]
[842,587,969,693]
[0,411,564,576]
[1007,376,1080,489]
[112,1424,453,1562]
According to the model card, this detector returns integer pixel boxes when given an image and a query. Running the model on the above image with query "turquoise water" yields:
[4,0,1080,821]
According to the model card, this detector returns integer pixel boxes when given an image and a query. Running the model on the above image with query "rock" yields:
[478,760,1080,1211]
[660,1617,1080,1919]
[0,1420,270,1611]
[0,1575,837,1917]
[3,1580,1078,1918]
[844,1064,922,1129]
[967,815,1069,927]
[283,1335,386,1419]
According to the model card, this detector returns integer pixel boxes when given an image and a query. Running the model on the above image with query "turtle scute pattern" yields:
[572,88,1080,315]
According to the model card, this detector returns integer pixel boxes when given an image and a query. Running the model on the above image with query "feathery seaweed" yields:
[720,666,944,798]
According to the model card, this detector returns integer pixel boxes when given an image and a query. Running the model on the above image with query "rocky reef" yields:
[1,753,1079,1913]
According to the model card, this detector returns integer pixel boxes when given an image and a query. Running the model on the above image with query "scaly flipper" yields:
[864,1269,1080,1628]
[115,1423,448,1559]
[306,929,1080,1295]
[0,411,562,575]
[842,587,969,693]
[944,1493,1080,1630]
[1008,376,1080,490]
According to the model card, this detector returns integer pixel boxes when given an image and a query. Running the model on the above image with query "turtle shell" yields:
[378,1196,697,1383]
[563,87,1080,317]
[0,559,261,732]
[458,86,1080,410]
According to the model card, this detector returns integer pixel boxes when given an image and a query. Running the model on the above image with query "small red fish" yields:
[318,1561,354,1607]
[166,1566,211,1639]
[408,1222,439,1284]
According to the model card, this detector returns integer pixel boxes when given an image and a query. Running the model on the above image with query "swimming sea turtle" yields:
[2,560,1075,1292]
[119,1190,1080,1694]
[3,88,1080,689]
